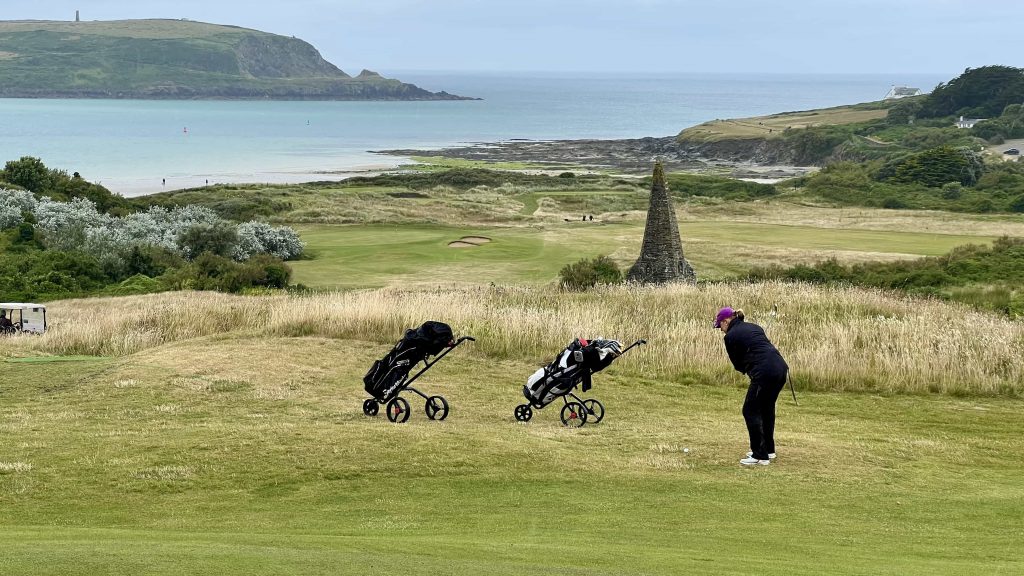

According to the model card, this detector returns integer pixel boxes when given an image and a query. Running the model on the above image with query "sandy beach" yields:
[105,163,407,197]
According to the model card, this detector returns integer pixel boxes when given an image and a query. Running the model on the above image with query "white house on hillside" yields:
[955,115,985,129]
[884,86,923,100]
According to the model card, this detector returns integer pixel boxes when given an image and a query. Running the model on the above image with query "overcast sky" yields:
[3,0,1022,76]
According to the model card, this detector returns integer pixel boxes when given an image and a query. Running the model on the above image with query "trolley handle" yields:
[619,338,648,355]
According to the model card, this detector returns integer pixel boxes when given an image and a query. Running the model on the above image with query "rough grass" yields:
[6,284,1022,397]
[1,325,1022,574]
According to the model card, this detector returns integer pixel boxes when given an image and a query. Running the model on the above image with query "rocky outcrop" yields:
[675,138,803,166]
[377,136,814,176]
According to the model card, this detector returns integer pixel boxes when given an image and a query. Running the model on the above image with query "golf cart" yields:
[0,303,47,335]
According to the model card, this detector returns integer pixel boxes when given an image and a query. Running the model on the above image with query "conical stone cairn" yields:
[627,161,696,284]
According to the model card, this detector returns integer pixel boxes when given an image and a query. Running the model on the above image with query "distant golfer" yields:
[715,307,789,466]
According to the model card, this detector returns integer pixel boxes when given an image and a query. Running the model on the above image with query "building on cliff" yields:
[884,86,923,100]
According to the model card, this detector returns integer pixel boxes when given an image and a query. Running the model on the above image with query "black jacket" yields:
[724,318,788,379]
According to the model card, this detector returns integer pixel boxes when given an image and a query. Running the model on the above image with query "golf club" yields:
[763,304,798,406]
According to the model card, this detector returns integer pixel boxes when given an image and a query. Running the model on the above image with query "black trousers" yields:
[742,370,788,460]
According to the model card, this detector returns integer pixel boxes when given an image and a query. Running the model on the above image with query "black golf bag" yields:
[363,321,454,402]
[524,338,622,408]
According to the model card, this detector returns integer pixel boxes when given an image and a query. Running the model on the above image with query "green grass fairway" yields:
[1,337,1020,574]
[290,222,995,288]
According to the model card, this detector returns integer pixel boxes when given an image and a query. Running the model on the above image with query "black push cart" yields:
[515,338,646,427]
[362,321,474,423]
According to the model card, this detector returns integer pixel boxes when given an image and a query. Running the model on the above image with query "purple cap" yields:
[714,307,734,328]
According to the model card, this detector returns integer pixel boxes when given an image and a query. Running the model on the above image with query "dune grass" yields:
[8,285,1022,397]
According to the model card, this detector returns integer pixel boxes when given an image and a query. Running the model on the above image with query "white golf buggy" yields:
[0,303,47,335]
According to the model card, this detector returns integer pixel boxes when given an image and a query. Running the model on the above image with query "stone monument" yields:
[627,161,696,284]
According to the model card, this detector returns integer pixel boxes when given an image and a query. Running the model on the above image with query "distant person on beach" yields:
[715,307,789,467]
[162,178,165,186]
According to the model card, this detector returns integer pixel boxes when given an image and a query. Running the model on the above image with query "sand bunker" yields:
[448,236,492,248]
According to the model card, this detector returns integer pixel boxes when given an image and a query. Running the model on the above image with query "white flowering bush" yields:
[234,222,305,260]
[0,188,39,230]
[18,194,303,265]
[33,197,113,252]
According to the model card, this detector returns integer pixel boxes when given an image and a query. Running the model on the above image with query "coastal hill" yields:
[0,19,473,100]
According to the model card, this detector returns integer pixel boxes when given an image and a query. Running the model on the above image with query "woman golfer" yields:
[715,307,789,466]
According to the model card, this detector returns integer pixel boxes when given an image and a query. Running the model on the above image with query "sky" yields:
[2,0,1022,76]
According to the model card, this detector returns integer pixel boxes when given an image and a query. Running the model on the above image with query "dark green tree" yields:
[888,146,984,187]
[2,156,52,193]
[920,66,1024,118]
[886,99,923,126]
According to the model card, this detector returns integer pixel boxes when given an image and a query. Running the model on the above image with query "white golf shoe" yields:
[747,452,777,460]
[740,456,771,466]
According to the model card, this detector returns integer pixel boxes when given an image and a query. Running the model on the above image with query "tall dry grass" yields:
[7,282,1023,396]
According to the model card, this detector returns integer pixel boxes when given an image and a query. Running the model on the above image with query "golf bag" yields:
[524,338,622,408]
[363,321,454,402]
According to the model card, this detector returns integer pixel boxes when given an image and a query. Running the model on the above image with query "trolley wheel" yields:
[386,396,411,424]
[514,404,533,422]
[560,402,587,428]
[425,395,450,421]
[362,398,379,417]
[583,399,605,424]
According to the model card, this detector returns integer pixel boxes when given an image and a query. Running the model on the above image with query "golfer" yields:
[715,307,789,466]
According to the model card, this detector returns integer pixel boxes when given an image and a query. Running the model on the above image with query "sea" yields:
[0,71,949,197]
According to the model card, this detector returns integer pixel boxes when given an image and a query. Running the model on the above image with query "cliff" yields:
[0,19,475,100]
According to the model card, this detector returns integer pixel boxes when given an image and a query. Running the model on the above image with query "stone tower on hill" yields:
[627,161,696,284]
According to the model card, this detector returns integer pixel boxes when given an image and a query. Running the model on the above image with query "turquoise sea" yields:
[0,72,948,196]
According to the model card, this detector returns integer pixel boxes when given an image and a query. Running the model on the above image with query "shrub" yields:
[0,189,38,230]
[882,197,908,209]
[782,126,852,165]
[663,173,776,200]
[178,221,239,259]
[887,146,983,187]
[1010,291,1024,319]
[941,182,964,200]
[559,255,623,291]
[1010,194,1024,213]
[2,157,52,193]
[234,222,305,260]
[164,253,292,293]
[971,198,996,213]
[104,274,166,296]
[15,222,37,245]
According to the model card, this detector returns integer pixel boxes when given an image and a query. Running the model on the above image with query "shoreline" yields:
[373,136,815,181]
[112,137,812,197]
[107,162,408,197]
